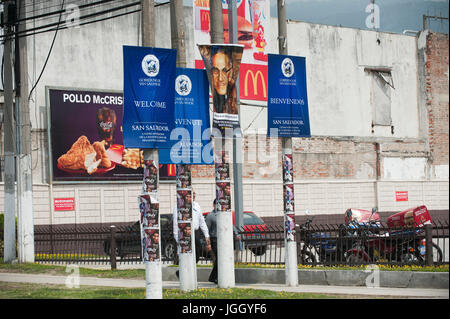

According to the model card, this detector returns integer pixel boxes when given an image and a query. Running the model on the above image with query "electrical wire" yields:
[11,7,141,40]
[27,0,66,102]
[17,0,121,23]
[2,1,141,41]
[1,1,170,41]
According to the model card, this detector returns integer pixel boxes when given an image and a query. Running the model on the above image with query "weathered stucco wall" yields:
[0,3,447,223]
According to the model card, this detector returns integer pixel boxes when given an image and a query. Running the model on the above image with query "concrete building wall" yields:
[418,30,449,180]
[1,178,448,225]
[0,3,448,225]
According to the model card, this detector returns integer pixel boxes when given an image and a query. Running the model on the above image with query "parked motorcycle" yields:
[387,206,443,264]
[298,210,354,264]
[346,206,443,265]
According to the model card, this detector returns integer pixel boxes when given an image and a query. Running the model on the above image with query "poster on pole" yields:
[122,45,177,149]
[283,153,296,241]
[198,44,243,133]
[193,0,270,102]
[159,68,213,165]
[267,54,311,138]
[139,194,160,262]
[215,151,232,212]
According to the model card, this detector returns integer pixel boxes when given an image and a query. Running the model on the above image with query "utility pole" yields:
[277,0,298,287]
[170,0,186,68]
[210,0,235,289]
[170,0,196,292]
[228,0,244,260]
[2,0,17,263]
[141,0,162,300]
[210,0,224,44]
[16,0,35,263]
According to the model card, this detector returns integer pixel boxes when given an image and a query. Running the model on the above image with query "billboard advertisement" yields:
[193,0,270,102]
[47,87,175,182]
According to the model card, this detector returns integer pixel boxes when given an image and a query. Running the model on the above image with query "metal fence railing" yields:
[296,220,449,267]
[24,219,450,269]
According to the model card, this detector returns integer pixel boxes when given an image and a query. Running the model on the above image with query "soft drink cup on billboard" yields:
[249,0,267,61]
[96,107,116,149]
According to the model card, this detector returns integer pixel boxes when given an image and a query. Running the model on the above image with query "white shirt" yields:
[173,201,210,243]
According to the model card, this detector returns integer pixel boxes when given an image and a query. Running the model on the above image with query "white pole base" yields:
[285,240,298,287]
[217,211,235,288]
[145,261,163,299]
[179,253,197,291]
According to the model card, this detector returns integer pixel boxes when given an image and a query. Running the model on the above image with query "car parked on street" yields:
[103,214,177,262]
[202,210,269,256]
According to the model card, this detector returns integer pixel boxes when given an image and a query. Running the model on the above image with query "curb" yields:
[163,267,449,289]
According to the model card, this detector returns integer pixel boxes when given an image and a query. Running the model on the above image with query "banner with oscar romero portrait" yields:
[198,44,243,134]
[193,0,270,102]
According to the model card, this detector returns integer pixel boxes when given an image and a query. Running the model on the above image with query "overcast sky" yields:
[179,0,449,34]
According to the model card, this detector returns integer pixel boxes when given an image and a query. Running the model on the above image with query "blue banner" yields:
[159,68,213,165]
[267,54,311,138]
[122,46,177,148]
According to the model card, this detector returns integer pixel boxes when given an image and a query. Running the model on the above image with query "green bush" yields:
[0,213,4,233]
[0,213,18,258]
[0,213,17,234]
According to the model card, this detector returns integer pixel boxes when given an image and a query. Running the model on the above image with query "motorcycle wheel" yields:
[346,250,367,265]
[414,242,443,264]
[432,243,443,263]
[400,252,420,264]
[164,242,176,260]
[300,250,316,264]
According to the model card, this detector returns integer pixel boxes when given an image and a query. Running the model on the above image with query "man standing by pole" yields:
[277,0,298,287]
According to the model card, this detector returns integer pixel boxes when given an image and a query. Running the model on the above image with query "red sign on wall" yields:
[395,191,409,202]
[54,198,75,211]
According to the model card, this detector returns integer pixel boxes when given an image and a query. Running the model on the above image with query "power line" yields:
[21,0,121,17]
[1,1,141,40]
[27,0,66,102]
[23,7,141,40]
[1,1,170,41]
[17,0,121,23]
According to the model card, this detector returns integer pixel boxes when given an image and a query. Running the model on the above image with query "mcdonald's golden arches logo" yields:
[244,69,267,98]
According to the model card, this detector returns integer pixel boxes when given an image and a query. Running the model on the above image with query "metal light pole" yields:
[3,0,17,263]
[170,0,196,292]
[210,0,235,289]
[141,0,162,299]
[228,0,244,260]
[277,0,298,287]
[16,0,35,263]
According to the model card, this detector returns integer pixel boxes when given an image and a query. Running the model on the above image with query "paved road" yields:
[0,272,448,299]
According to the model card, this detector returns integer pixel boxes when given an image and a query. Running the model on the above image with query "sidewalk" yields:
[0,272,448,299]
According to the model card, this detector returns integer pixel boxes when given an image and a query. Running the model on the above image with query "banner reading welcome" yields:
[267,54,311,138]
[122,46,177,149]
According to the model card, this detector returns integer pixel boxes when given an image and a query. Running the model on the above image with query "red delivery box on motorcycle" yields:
[345,208,380,225]
[387,205,432,228]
